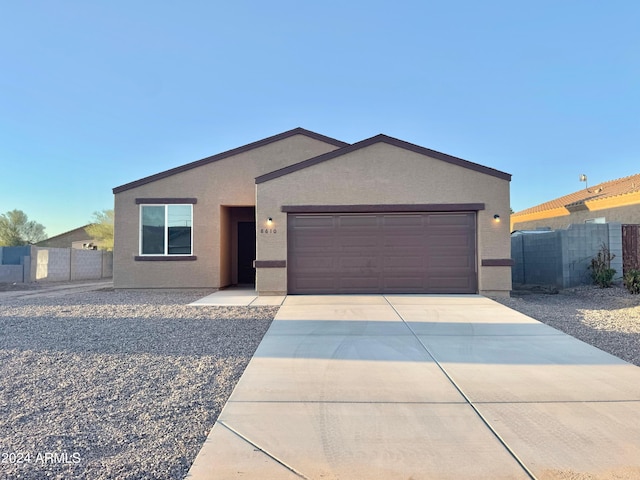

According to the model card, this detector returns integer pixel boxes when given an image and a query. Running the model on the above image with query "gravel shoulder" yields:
[0,289,276,480]
[493,284,640,366]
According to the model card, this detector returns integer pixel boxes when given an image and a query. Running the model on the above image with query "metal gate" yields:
[622,224,640,274]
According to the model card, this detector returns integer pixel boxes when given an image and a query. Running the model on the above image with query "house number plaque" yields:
[260,229,277,234]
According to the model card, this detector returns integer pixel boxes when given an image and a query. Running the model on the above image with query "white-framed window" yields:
[139,204,193,255]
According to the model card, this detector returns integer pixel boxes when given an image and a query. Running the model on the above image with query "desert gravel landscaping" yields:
[493,284,640,367]
[0,288,276,480]
[0,284,639,479]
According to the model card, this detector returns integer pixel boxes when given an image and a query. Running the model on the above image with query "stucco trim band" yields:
[281,203,486,213]
[254,260,286,268]
[134,256,198,261]
[135,198,198,204]
[481,259,515,266]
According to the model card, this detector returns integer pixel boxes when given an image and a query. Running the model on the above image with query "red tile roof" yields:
[514,173,640,216]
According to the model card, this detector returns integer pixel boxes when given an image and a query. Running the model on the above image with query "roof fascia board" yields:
[256,134,511,184]
[113,128,348,194]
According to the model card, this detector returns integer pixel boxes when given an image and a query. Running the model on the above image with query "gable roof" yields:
[113,128,348,194]
[35,225,93,246]
[513,173,640,217]
[255,134,511,184]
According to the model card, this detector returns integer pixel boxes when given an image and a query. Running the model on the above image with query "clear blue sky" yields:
[1,1,638,237]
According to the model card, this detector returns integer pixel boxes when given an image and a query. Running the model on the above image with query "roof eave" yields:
[113,128,348,194]
[256,134,511,184]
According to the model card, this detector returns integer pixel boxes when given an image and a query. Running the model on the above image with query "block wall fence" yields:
[511,223,623,289]
[0,246,112,283]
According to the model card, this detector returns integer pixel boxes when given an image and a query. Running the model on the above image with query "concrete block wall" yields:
[511,223,623,289]
[511,235,525,284]
[561,223,619,287]
[32,247,72,282]
[0,265,24,283]
[608,223,623,279]
[517,231,562,286]
[102,252,113,277]
[70,249,103,281]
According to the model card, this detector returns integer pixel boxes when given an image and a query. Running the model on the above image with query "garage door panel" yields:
[428,235,472,247]
[427,214,474,226]
[292,216,335,228]
[384,256,423,267]
[339,276,382,290]
[295,257,336,270]
[338,215,379,227]
[383,234,424,247]
[384,277,425,289]
[383,215,424,227]
[427,275,475,291]
[339,257,380,269]
[288,213,476,294]
[428,255,473,268]
[339,235,380,247]
[292,234,336,249]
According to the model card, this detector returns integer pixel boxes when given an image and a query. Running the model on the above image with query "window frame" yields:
[138,203,194,257]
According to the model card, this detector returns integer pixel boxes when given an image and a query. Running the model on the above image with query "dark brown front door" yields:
[287,213,477,294]
[238,222,256,284]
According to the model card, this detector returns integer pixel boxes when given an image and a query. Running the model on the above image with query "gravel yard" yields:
[1,285,639,479]
[0,289,276,480]
[493,284,640,367]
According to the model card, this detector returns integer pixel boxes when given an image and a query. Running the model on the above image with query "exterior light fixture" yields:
[493,214,501,222]
[267,217,273,225]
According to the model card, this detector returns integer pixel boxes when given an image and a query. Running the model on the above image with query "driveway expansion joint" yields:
[383,295,539,480]
[217,421,310,480]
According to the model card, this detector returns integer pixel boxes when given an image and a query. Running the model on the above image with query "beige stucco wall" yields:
[113,135,341,288]
[255,142,512,296]
[512,202,640,231]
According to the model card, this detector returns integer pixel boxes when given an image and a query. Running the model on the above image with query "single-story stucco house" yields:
[511,173,640,231]
[112,128,512,296]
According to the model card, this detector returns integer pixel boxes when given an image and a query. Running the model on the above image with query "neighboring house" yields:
[35,225,96,249]
[511,173,640,231]
[112,128,512,296]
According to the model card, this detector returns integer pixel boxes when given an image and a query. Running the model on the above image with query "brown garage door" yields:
[287,212,477,294]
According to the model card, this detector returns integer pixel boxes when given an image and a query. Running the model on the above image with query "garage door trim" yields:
[282,203,485,213]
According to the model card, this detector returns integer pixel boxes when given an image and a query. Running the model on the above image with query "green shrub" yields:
[623,269,640,294]
[589,244,616,288]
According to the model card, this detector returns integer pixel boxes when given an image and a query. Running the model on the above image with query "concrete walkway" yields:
[189,287,285,306]
[186,294,640,480]
[0,279,113,300]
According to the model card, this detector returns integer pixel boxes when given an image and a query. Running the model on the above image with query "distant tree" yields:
[85,209,114,251]
[0,209,47,246]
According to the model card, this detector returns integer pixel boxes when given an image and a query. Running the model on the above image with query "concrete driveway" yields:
[186,294,640,480]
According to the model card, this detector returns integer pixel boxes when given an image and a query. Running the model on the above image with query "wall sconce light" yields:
[493,214,501,222]
[267,217,273,225]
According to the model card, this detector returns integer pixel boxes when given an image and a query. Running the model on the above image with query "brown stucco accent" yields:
[481,259,515,266]
[134,256,197,261]
[256,135,511,184]
[135,198,198,204]
[114,128,348,194]
[281,203,486,213]
[254,260,286,268]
